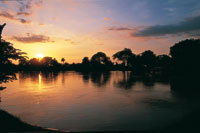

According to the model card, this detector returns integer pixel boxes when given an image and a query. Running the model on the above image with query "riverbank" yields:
[0,109,64,132]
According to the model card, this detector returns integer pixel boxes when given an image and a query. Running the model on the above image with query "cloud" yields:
[0,0,43,24]
[0,11,31,24]
[65,39,77,45]
[17,0,32,16]
[11,33,53,43]
[0,11,15,19]
[17,0,42,16]
[133,15,200,37]
[17,12,32,16]
[108,27,131,31]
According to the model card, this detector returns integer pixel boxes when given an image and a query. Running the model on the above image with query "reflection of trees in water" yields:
[18,71,59,83]
[19,71,40,81]
[114,71,136,89]
[170,77,200,99]
[79,71,111,87]
[61,71,66,84]
[91,72,111,87]
[81,72,90,83]
[40,72,59,82]
[114,71,156,90]
[114,71,170,90]
[79,71,171,90]
[142,77,200,111]
[140,77,155,88]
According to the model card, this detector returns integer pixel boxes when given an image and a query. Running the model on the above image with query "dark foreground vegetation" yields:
[0,109,44,132]
[0,109,65,132]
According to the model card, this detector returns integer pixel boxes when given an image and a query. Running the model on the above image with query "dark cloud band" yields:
[0,11,30,24]
[133,15,200,37]
[108,27,131,31]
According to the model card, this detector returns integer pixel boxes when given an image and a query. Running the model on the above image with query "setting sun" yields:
[36,53,44,59]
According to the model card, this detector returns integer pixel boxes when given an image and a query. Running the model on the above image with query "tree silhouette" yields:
[90,52,112,70]
[0,24,27,66]
[0,24,27,88]
[140,50,156,69]
[28,58,40,67]
[113,48,135,67]
[0,23,6,40]
[82,57,90,65]
[0,40,27,67]
[170,39,200,75]
[19,58,29,66]
[0,71,16,90]
[156,54,171,71]
[40,57,59,67]
[91,52,112,65]
[61,58,65,64]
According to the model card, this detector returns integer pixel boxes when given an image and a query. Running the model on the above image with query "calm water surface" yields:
[0,71,199,131]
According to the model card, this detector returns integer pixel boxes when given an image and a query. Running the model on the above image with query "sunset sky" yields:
[0,0,200,63]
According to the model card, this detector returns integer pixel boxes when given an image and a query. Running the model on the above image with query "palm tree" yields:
[113,48,135,67]
[61,58,65,64]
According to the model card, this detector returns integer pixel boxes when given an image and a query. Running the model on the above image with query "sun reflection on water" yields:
[38,73,42,91]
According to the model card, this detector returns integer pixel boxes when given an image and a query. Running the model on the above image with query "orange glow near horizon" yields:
[36,53,44,59]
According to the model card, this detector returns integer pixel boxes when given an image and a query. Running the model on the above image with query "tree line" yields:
[14,47,171,74]
[1,38,200,77]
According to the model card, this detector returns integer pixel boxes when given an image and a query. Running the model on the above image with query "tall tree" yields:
[0,24,27,88]
[113,48,135,67]
[91,52,112,65]
[170,39,200,75]
[140,50,156,68]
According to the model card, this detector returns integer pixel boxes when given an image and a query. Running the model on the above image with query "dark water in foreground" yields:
[0,71,199,131]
